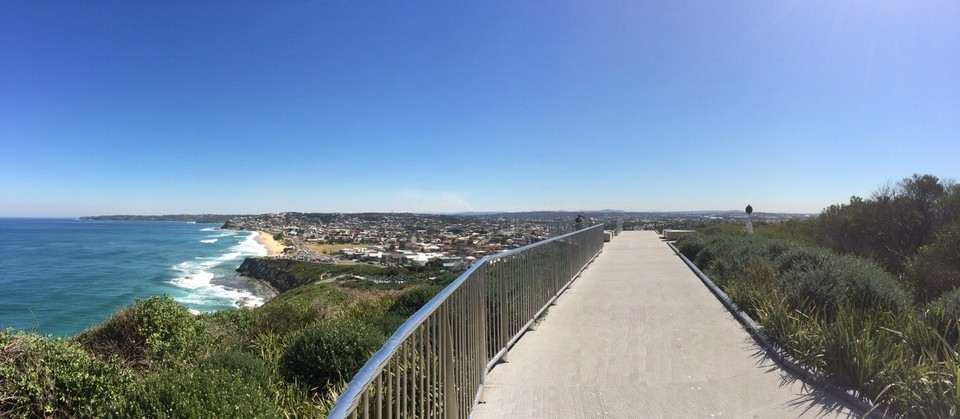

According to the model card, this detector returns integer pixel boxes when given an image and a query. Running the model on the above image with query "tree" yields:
[900,174,946,249]
[906,222,960,301]
[814,174,957,274]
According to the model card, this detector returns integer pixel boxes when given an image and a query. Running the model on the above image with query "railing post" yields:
[442,304,457,419]
[478,260,488,401]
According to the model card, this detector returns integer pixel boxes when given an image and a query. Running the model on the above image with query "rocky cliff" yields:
[236,257,305,293]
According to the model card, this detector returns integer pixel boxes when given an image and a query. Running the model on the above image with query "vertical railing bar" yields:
[526,252,532,323]
[442,303,452,419]
[533,250,539,310]
[517,254,523,334]
[505,256,512,341]
[361,385,369,419]
[459,287,467,417]
[491,263,499,359]
[419,324,424,418]
[376,372,382,419]
[414,328,420,418]
[475,273,484,396]
[420,324,426,419]
[408,329,416,419]
[493,260,499,355]
[387,357,393,419]
[460,291,467,418]
[431,314,438,417]
[403,343,409,419]
[460,287,468,417]
[501,258,507,351]
[516,254,522,335]
[453,292,460,419]
[511,255,518,337]
[471,275,480,400]
[528,252,533,322]
[424,316,431,418]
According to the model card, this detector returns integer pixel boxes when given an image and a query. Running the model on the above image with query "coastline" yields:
[255,230,284,256]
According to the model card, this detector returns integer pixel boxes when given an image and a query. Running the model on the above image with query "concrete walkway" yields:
[472,231,859,419]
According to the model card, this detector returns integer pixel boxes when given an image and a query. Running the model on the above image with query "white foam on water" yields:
[200,238,218,244]
[200,227,218,232]
[169,261,266,309]
[168,230,269,310]
[235,231,267,257]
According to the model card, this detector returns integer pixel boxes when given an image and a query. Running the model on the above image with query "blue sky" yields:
[2,1,958,216]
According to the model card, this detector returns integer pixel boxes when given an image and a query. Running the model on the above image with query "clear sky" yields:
[2,1,958,217]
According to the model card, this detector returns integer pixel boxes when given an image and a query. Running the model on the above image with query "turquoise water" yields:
[0,218,273,337]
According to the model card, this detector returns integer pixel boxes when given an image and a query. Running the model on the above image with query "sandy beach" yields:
[255,231,285,256]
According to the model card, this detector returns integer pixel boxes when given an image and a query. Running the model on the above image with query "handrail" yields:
[328,224,605,418]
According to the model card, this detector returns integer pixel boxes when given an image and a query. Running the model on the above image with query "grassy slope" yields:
[1,262,455,418]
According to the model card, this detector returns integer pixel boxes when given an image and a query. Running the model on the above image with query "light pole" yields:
[745,204,754,235]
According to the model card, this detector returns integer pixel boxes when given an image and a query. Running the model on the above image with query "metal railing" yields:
[328,224,605,418]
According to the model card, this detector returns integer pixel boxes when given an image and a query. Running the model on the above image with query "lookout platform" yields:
[471,230,859,418]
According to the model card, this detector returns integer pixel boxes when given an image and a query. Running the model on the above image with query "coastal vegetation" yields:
[677,174,960,417]
[1,261,455,418]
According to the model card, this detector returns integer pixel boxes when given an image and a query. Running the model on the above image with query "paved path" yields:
[472,231,859,419]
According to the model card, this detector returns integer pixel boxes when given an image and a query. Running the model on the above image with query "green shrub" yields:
[759,239,796,261]
[280,319,385,390]
[773,246,832,274]
[120,366,281,418]
[698,223,747,236]
[339,296,408,336]
[675,233,709,260]
[200,350,273,382]
[74,295,208,369]
[923,288,960,345]
[701,239,751,279]
[72,304,145,368]
[927,288,960,322]
[253,301,325,337]
[906,223,960,301]
[840,256,913,311]
[777,265,844,313]
[198,308,255,352]
[135,295,209,365]
[387,285,444,317]
[366,313,409,337]
[692,235,738,268]
[778,255,911,316]
[340,296,394,321]
[0,331,132,418]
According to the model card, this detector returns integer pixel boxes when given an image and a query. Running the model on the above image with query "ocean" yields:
[0,218,274,337]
